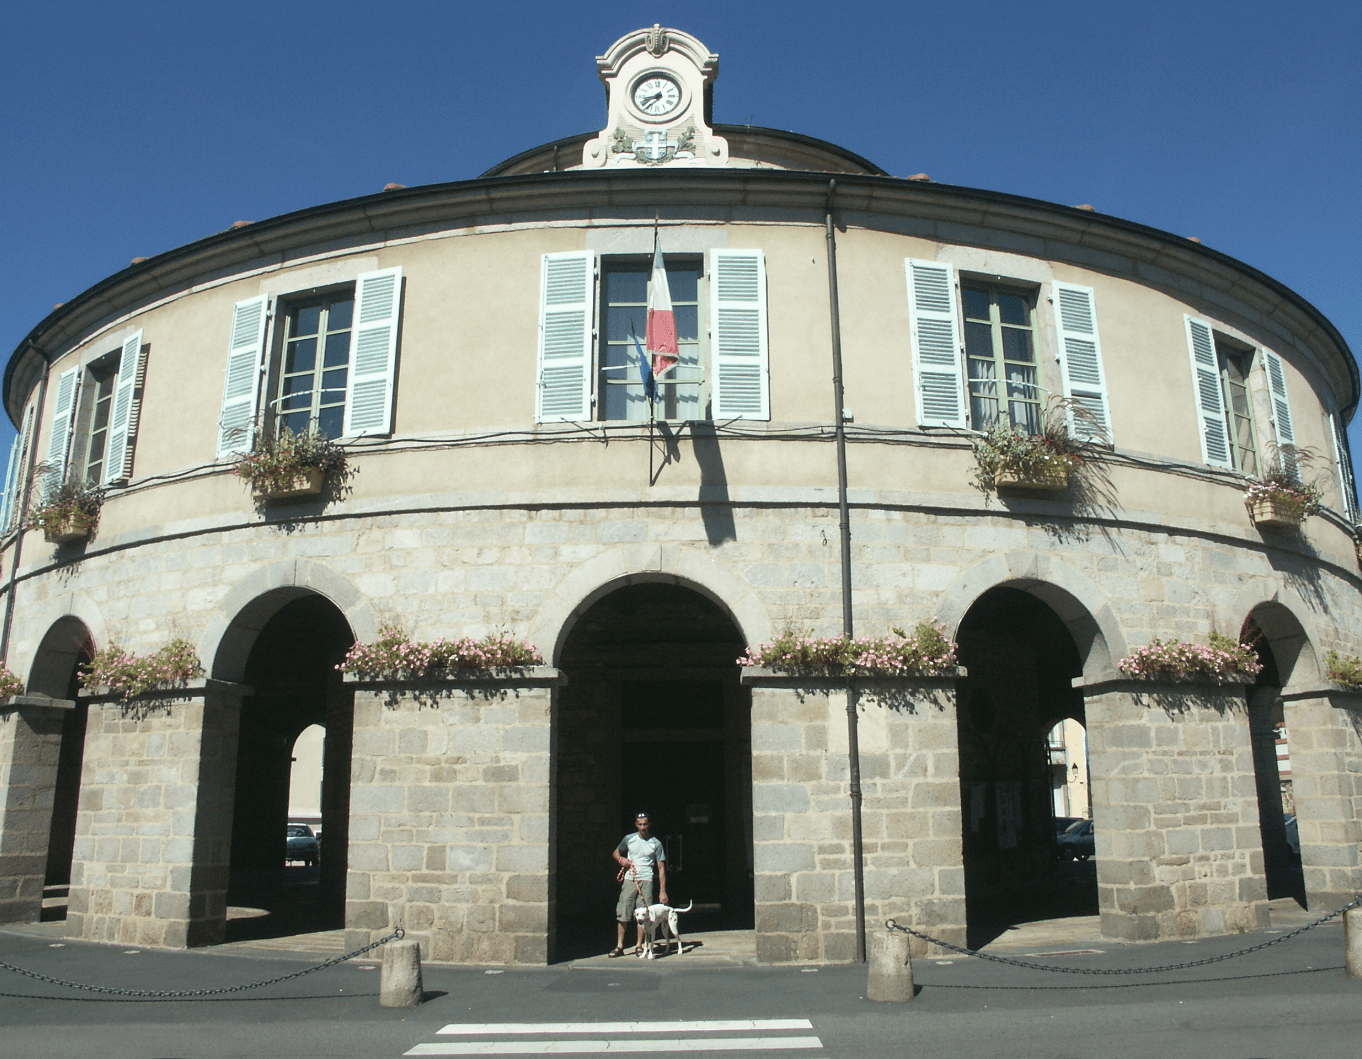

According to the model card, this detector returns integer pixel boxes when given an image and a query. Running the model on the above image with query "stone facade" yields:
[1084,678,1270,940]
[745,671,966,960]
[66,681,245,948]
[0,697,71,923]
[342,670,560,964]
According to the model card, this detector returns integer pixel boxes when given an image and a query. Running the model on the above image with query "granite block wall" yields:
[1279,687,1362,910]
[746,672,966,961]
[1085,680,1269,941]
[66,682,243,948]
[342,671,559,965]
[0,699,70,923]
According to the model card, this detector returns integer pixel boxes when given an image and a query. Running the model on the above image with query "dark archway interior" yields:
[954,586,1094,946]
[552,582,752,961]
[225,595,354,942]
[1244,615,1304,906]
[26,617,93,921]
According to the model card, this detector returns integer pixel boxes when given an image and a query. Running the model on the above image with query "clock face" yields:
[632,75,681,118]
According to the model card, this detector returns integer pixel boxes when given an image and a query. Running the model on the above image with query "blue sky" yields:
[2,1,1359,466]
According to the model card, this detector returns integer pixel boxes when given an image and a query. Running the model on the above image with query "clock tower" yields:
[580,26,730,169]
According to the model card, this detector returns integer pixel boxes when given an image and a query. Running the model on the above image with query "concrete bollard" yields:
[1347,908,1362,980]
[380,938,424,1007]
[867,929,914,1002]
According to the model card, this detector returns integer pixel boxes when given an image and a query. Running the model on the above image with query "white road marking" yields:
[437,1022,813,1037]
[407,1038,823,1055]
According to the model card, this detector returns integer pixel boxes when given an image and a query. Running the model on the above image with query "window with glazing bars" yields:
[275,294,353,438]
[1217,342,1258,475]
[963,283,1040,433]
[599,260,702,420]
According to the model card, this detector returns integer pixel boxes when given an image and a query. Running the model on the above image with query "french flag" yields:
[645,235,678,378]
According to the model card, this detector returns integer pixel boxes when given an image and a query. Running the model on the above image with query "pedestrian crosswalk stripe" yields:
[436,1021,815,1036]
[406,1038,823,1055]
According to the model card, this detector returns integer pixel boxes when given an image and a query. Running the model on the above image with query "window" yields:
[275,294,353,439]
[1186,315,1292,475]
[1216,341,1258,476]
[599,259,702,421]
[537,250,768,424]
[43,330,145,492]
[906,261,1111,440]
[217,268,402,457]
[80,357,120,485]
[962,282,1040,434]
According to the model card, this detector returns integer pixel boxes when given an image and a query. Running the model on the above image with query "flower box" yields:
[256,466,325,501]
[43,511,97,543]
[1247,495,1305,529]
[994,464,1069,491]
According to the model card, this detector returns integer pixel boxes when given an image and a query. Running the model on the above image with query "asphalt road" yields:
[1,920,1358,1059]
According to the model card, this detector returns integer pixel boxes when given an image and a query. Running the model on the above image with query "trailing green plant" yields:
[1118,632,1261,682]
[339,625,544,675]
[1324,650,1362,688]
[23,477,104,537]
[738,622,958,675]
[1243,446,1322,521]
[0,665,24,698]
[80,639,204,698]
[969,397,1106,493]
[233,427,346,494]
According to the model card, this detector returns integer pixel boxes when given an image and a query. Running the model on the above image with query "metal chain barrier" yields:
[0,927,404,998]
[886,895,1359,976]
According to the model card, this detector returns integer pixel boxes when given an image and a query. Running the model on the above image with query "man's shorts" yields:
[617,877,657,923]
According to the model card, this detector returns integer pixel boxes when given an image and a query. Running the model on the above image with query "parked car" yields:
[1283,815,1300,856]
[1057,819,1095,861]
[286,823,319,866]
[1054,816,1083,838]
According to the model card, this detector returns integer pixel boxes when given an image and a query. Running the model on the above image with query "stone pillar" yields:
[1081,676,1269,941]
[66,679,248,948]
[740,668,967,963]
[0,696,75,923]
[342,667,564,965]
[1277,684,1362,911]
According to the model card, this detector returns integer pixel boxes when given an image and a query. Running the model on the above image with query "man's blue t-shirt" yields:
[618,832,666,881]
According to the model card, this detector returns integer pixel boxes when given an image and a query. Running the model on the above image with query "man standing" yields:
[610,812,668,957]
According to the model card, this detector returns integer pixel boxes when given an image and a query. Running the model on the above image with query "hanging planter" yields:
[1243,450,1321,531]
[969,398,1103,496]
[994,463,1069,492]
[233,428,345,503]
[24,480,104,544]
[1247,494,1306,529]
[1117,633,1262,685]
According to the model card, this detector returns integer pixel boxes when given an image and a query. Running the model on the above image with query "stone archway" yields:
[550,580,752,961]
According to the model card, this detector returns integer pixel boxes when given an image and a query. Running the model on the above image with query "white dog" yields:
[634,900,693,958]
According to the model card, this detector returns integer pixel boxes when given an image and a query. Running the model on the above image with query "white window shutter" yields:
[46,365,82,490]
[1053,283,1111,443]
[709,250,770,421]
[343,267,403,437]
[905,259,966,428]
[103,329,143,485]
[1184,316,1231,468]
[1329,411,1359,521]
[0,405,35,534]
[1262,348,1297,473]
[217,295,269,457]
[536,252,595,423]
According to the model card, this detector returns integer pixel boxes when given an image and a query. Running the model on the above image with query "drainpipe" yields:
[0,354,52,664]
[825,179,866,962]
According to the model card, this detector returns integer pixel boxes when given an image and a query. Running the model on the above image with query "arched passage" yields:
[551,580,752,960]
[954,585,1095,945]
[216,592,355,943]
[22,617,94,920]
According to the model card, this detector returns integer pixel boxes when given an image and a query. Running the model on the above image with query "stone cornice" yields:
[342,666,566,690]
[0,694,75,712]
[77,677,252,705]
[739,666,966,688]
[8,169,1355,423]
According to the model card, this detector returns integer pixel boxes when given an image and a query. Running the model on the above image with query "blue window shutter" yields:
[343,267,403,437]
[709,250,770,421]
[217,295,268,457]
[1184,316,1231,469]
[536,252,595,423]
[103,329,144,484]
[905,259,966,428]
